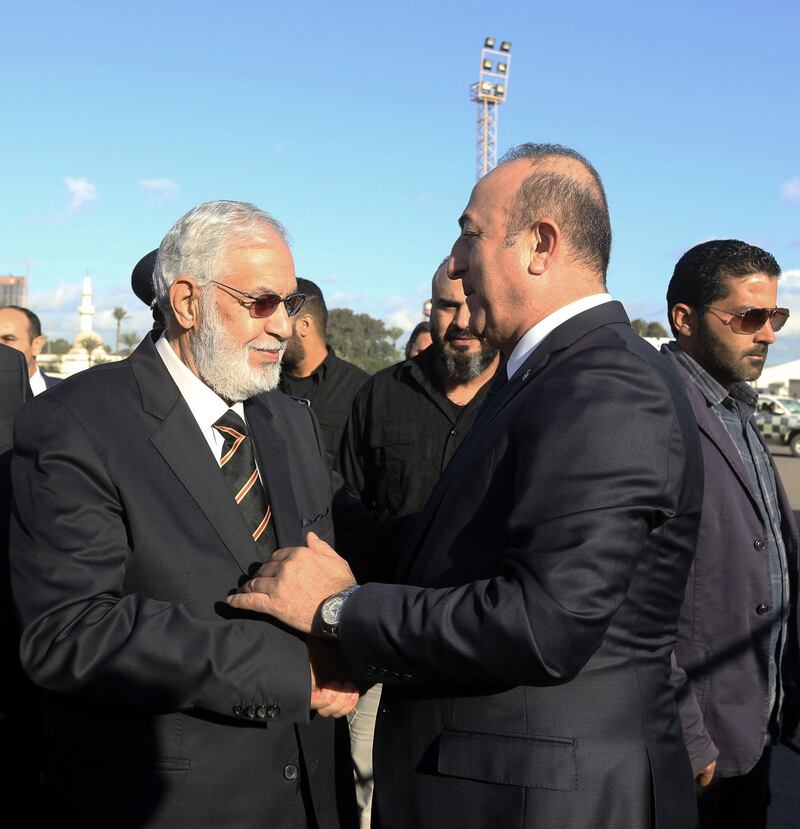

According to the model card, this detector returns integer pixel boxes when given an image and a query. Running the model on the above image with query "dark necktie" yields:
[213,410,276,559]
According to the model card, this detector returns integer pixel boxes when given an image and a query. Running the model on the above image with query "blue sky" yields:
[2,0,799,360]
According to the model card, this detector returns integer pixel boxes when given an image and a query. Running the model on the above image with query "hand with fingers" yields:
[227,531,356,633]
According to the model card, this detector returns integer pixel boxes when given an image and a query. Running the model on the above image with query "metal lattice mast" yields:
[470,37,512,181]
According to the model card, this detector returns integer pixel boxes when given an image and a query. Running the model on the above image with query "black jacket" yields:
[663,345,800,778]
[9,333,353,829]
[280,347,368,458]
[339,303,702,829]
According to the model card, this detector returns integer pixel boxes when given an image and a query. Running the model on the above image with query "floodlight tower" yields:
[470,37,512,180]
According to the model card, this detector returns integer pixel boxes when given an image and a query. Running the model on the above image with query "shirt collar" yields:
[29,367,46,396]
[155,333,245,432]
[506,293,613,380]
[668,342,757,416]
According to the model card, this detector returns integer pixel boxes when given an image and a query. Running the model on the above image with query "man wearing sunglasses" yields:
[8,200,358,829]
[663,239,800,828]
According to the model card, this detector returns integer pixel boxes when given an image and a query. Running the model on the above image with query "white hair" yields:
[153,200,289,323]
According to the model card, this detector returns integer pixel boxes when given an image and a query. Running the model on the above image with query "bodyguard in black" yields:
[280,278,368,458]
[338,262,500,522]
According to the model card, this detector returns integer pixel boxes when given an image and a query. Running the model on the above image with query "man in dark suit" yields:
[9,200,357,829]
[0,305,59,395]
[0,345,37,825]
[231,145,703,828]
[663,240,800,828]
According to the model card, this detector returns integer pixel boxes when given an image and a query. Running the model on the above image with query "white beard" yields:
[190,290,285,402]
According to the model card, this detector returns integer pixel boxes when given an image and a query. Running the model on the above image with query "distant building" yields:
[0,275,27,307]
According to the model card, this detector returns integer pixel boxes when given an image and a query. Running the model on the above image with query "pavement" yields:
[765,447,800,828]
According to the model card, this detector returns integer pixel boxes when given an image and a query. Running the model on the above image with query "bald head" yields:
[499,143,611,279]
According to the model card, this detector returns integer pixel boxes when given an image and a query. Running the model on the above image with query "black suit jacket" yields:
[9,334,352,829]
[663,346,800,778]
[338,303,702,829]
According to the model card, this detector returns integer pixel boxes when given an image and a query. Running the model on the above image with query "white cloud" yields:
[781,176,800,204]
[29,282,82,313]
[139,178,179,201]
[65,177,98,214]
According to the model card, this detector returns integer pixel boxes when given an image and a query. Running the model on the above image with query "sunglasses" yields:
[211,280,306,318]
[703,305,790,334]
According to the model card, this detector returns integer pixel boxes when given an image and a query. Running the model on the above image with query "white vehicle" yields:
[755,394,800,456]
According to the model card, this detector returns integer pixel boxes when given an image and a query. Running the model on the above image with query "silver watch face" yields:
[321,595,345,626]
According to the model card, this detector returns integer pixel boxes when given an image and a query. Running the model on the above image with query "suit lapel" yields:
[666,348,765,513]
[131,334,265,574]
[245,395,303,548]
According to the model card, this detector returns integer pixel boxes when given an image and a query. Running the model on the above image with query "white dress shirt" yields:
[506,293,614,381]
[155,334,246,462]
[29,367,47,397]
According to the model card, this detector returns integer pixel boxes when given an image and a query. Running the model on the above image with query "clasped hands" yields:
[228,532,359,718]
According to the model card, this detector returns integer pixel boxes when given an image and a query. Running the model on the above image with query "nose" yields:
[264,304,293,340]
[448,245,465,282]
[756,318,777,344]
[454,300,471,331]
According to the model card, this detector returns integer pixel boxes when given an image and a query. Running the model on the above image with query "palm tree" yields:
[120,331,141,354]
[112,307,128,354]
[79,335,102,367]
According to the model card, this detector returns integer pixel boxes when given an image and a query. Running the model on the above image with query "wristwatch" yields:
[319,585,361,638]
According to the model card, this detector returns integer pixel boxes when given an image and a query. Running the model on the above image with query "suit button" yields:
[256,705,267,719]
[389,671,400,680]
[379,705,391,716]
[232,705,244,716]
[756,603,770,615]
[283,764,299,781]
[754,539,766,551]
[364,664,376,677]
[376,668,387,679]
[246,705,256,719]
[401,674,413,681]
[266,704,280,719]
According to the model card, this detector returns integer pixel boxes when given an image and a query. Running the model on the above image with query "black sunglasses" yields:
[211,280,306,318]
[703,305,790,335]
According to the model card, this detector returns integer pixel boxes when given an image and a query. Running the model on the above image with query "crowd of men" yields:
[0,143,797,829]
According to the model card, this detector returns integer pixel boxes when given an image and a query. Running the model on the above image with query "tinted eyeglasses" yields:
[211,280,306,318]
[703,305,790,334]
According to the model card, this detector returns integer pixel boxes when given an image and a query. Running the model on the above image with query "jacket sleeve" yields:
[9,393,312,723]
[671,651,719,776]
[339,346,697,687]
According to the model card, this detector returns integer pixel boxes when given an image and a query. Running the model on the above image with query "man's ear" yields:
[296,314,313,338]
[31,334,46,359]
[520,219,560,276]
[169,276,202,331]
[670,303,697,338]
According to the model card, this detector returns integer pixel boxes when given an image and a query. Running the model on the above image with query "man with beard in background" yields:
[8,200,357,829]
[336,257,500,828]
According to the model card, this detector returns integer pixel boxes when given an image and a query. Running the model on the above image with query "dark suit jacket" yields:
[338,303,702,829]
[9,333,352,829]
[663,345,800,778]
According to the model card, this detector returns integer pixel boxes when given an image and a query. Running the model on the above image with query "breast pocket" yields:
[367,422,426,512]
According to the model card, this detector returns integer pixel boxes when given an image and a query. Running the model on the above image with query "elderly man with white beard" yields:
[8,200,358,829]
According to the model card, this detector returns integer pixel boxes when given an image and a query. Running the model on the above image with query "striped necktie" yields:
[213,410,276,559]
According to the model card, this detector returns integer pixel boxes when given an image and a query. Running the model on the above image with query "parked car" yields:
[755,394,800,456]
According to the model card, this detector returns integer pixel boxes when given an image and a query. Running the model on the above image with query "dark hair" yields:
[407,321,430,347]
[296,278,328,334]
[5,305,42,340]
[499,143,612,279]
[666,240,781,336]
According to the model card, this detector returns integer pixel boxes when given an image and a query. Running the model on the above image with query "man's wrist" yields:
[317,584,360,639]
